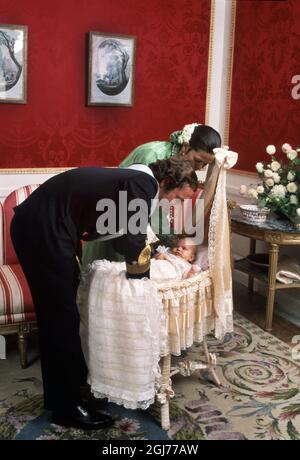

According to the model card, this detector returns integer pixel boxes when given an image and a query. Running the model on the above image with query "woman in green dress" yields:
[81,123,222,270]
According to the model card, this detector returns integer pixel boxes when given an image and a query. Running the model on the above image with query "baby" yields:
[151,237,200,281]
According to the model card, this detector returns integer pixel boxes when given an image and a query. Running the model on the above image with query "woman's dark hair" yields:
[189,125,221,153]
[149,157,198,192]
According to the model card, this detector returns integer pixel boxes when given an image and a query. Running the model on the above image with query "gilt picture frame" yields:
[0,24,28,104]
[88,31,136,107]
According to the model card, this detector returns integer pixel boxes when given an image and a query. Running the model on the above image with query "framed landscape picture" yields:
[88,31,136,106]
[0,24,28,104]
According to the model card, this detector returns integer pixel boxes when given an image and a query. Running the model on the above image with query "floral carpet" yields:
[0,314,300,440]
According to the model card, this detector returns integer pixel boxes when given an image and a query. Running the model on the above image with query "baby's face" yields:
[171,239,197,263]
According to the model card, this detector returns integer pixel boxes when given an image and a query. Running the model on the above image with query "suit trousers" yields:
[10,214,88,411]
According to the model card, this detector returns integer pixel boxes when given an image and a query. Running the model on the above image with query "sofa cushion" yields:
[0,264,35,325]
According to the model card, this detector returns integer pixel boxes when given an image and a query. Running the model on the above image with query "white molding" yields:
[0,172,61,202]
[206,0,236,144]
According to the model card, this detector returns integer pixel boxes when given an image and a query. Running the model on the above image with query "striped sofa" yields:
[0,185,39,368]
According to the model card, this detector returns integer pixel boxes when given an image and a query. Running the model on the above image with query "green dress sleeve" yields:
[119,141,174,167]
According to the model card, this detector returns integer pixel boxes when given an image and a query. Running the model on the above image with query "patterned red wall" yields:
[0,0,210,168]
[230,0,300,172]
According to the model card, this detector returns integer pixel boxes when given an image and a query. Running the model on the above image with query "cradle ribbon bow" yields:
[213,147,238,170]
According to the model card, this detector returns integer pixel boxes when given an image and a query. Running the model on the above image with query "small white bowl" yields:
[239,205,270,224]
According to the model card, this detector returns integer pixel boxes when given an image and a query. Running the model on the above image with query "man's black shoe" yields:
[80,385,108,410]
[51,404,114,430]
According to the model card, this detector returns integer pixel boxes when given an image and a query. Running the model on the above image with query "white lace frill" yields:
[78,260,163,410]
[78,260,233,410]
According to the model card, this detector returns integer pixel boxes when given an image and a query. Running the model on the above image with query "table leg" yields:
[159,354,171,431]
[265,244,279,332]
[248,238,256,294]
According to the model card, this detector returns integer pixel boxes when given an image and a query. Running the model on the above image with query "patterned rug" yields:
[0,314,300,440]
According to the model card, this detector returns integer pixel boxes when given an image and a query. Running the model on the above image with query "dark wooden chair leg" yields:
[18,325,28,369]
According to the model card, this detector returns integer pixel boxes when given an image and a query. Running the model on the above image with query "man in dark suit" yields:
[10,158,197,430]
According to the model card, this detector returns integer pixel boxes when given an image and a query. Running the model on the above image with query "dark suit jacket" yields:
[14,167,158,265]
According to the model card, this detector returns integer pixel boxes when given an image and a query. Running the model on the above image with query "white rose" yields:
[282,143,292,154]
[287,150,297,161]
[270,185,286,198]
[256,185,264,194]
[256,162,264,173]
[264,169,273,178]
[272,172,281,183]
[248,188,258,199]
[290,195,298,205]
[265,178,274,187]
[239,185,248,195]
[287,171,296,181]
[287,182,298,193]
[266,145,276,155]
[297,208,300,217]
[271,161,281,172]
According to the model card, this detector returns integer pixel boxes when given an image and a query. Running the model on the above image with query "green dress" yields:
[81,133,182,271]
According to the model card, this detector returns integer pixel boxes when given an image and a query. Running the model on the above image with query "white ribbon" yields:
[208,146,239,339]
[213,147,238,170]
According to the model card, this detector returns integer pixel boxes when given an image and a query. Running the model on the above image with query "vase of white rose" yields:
[254,143,300,228]
[256,143,300,227]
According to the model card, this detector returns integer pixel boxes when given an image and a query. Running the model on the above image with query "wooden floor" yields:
[233,281,299,346]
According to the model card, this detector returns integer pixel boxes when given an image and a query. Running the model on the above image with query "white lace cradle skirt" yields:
[77,260,232,410]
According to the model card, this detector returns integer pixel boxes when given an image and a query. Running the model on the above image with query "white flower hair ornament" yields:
[177,123,201,144]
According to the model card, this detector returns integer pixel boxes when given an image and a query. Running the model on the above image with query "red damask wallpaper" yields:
[230,0,300,172]
[0,0,210,168]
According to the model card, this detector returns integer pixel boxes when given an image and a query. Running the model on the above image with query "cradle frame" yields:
[155,200,236,430]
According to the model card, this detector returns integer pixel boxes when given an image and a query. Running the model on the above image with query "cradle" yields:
[156,268,225,430]
[78,149,237,431]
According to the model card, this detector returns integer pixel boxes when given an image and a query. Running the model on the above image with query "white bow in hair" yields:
[213,147,238,170]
